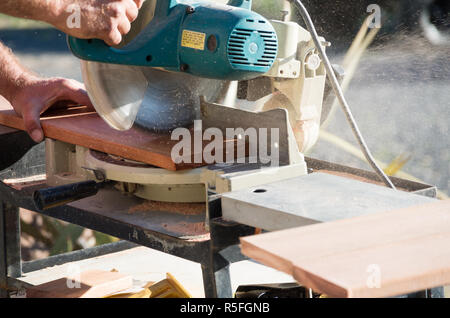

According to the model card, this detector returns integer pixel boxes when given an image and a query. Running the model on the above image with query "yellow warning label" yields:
[181,30,206,50]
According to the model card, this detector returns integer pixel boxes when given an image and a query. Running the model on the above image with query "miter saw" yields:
[34,0,332,219]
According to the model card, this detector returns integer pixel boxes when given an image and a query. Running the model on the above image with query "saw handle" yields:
[33,180,104,211]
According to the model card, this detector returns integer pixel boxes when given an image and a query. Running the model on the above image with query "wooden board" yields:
[0,124,18,135]
[26,269,133,298]
[240,200,450,298]
[0,107,239,171]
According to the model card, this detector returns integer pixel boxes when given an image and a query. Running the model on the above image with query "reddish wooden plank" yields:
[241,200,450,298]
[0,107,240,171]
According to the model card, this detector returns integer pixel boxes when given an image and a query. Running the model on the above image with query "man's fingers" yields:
[45,79,95,112]
[117,19,132,35]
[58,79,94,110]
[124,0,139,22]
[105,28,123,46]
[22,103,44,143]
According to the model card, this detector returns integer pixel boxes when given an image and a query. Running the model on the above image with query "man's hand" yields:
[0,0,144,46]
[50,0,145,46]
[0,41,94,143]
[10,77,93,143]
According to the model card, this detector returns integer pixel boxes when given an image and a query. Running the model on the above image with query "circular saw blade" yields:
[135,68,226,132]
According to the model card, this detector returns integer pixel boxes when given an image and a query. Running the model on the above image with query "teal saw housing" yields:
[68,0,279,81]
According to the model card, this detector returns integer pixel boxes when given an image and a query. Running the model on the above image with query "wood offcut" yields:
[241,200,450,298]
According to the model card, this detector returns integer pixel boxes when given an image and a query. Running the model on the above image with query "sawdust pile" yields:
[128,200,206,216]
[162,221,209,237]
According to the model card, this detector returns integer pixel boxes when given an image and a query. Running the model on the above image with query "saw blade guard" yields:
[81,61,147,130]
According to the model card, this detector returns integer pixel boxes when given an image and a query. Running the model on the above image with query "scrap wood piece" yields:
[148,273,192,298]
[26,269,133,298]
[240,200,450,298]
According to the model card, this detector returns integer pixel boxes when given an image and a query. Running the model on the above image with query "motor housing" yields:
[68,0,278,80]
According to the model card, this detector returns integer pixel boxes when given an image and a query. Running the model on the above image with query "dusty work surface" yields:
[241,200,450,298]
[0,106,239,171]
[221,172,435,231]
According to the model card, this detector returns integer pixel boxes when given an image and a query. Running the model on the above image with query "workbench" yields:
[0,125,444,298]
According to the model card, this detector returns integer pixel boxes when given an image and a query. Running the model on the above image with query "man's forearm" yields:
[0,42,37,102]
[0,0,64,25]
